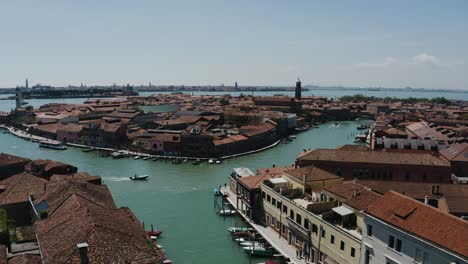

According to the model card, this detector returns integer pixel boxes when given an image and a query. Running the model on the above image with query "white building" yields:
[361,191,468,264]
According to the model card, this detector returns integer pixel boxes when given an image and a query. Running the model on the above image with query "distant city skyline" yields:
[0,1,467,89]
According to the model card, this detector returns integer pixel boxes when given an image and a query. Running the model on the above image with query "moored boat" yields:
[228,227,253,233]
[217,209,236,216]
[244,246,274,257]
[192,159,201,165]
[39,140,67,150]
[208,158,215,164]
[215,158,222,164]
[134,156,141,160]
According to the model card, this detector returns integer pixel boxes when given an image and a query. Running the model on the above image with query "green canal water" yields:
[0,120,367,263]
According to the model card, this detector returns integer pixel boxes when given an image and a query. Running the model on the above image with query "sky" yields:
[0,0,467,89]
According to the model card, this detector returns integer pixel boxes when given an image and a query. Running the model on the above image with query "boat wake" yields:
[105,177,131,182]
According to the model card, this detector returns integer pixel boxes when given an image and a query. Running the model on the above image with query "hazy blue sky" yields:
[0,0,467,89]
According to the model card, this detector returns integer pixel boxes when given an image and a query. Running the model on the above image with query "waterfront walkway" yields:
[221,187,310,264]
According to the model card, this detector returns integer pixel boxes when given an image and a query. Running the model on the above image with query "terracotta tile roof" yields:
[299,149,450,166]
[439,143,468,162]
[239,166,294,190]
[34,180,116,217]
[367,191,468,258]
[0,153,30,167]
[336,144,369,151]
[35,195,164,264]
[0,173,47,205]
[7,254,42,264]
[49,172,102,184]
[284,166,341,183]
[323,182,381,211]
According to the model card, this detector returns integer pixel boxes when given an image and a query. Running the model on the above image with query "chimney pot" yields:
[77,243,89,264]
[436,185,440,194]
[424,195,429,205]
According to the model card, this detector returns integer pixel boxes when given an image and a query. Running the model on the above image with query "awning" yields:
[332,206,354,216]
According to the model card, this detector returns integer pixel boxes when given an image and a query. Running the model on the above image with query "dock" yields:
[220,186,308,264]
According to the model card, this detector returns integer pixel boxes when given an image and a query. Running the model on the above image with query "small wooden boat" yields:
[241,241,264,247]
[134,156,141,160]
[215,159,222,164]
[192,159,201,165]
[143,156,151,160]
[130,174,149,180]
[172,158,182,164]
[182,158,188,163]
[147,230,163,237]
[152,157,159,161]
[82,147,95,152]
[217,209,236,216]
[232,231,255,239]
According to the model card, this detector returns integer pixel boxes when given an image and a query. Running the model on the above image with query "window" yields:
[321,229,326,238]
[364,250,370,264]
[367,224,373,237]
[388,235,395,248]
[330,234,335,244]
[351,247,356,258]
[271,217,276,227]
[282,204,287,213]
[262,191,265,199]
[312,224,318,235]
[318,251,324,264]
[276,200,281,209]
[282,224,286,235]
[296,214,302,225]
[340,241,345,251]
[414,248,429,263]
[395,239,402,252]
[272,197,276,206]
[304,220,309,230]
[276,221,280,230]
[267,194,271,202]
[290,209,294,219]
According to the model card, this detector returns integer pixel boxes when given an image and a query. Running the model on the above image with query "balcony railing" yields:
[286,216,309,236]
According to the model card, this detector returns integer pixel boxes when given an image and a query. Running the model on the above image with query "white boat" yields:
[150,235,158,241]
[143,156,151,160]
[240,241,264,247]
[134,156,141,160]
[217,209,236,216]
[289,135,296,139]
[39,140,67,150]
[228,227,253,233]
[129,174,149,180]
[208,158,215,164]
[215,159,222,164]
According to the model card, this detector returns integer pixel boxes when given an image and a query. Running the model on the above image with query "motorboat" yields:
[147,225,163,237]
[215,159,222,164]
[152,157,159,161]
[228,227,254,233]
[192,159,201,165]
[240,241,264,247]
[111,151,127,159]
[208,158,215,164]
[130,174,149,181]
[39,140,67,150]
[150,235,158,241]
[217,209,236,216]
[82,147,95,152]
[354,135,367,143]
[244,246,274,257]
[288,135,296,139]
[134,156,141,160]
[143,156,151,160]
[231,231,255,239]
[182,158,188,163]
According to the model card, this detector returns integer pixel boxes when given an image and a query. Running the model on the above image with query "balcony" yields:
[286,216,309,236]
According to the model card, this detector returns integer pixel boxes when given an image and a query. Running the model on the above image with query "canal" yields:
[0,120,368,263]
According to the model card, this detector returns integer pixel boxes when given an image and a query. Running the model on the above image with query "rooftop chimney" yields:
[424,195,429,205]
[352,189,358,197]
[436,185,440,194]
[431,185,435,194]
[77,243,89,264]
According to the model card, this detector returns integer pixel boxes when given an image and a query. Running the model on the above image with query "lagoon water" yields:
[0,119,367,263]
[0,89,461,262]
[1,88,467,112]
